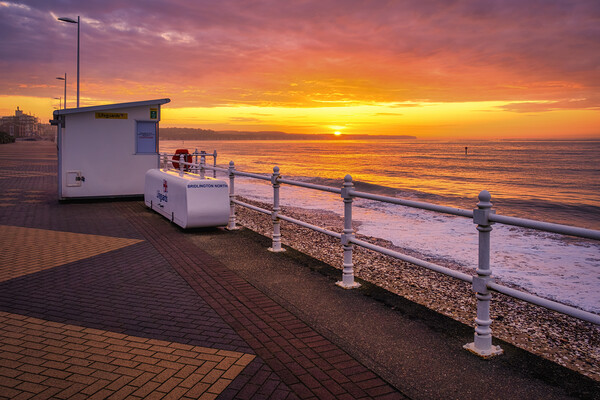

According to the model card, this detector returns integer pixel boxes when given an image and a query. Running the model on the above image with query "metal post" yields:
[76,16,80,108]
[269,166,285,252]
[55,73,67,109]
[200,151,206,179]
[193,149,199,174]
[464,190,503,357]
[213,150,217,178]
[226,161,238,230]
[63,73,67,109]
[337,174,360,289]
[56,15,80,106]
[162,153,168,171]
[179,154,184,176]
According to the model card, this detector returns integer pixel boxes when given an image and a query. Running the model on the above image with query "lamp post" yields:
[57,16,79,108]
[54,97,62,109]
[56,74,66,109]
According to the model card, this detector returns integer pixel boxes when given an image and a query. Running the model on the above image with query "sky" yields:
[1,0,599,139]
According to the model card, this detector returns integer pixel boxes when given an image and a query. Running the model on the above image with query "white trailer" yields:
[144,169,230,228]
[51,98,170,200]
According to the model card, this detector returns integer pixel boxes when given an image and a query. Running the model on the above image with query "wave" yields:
[275,174,600,231]
[490,198,600,230]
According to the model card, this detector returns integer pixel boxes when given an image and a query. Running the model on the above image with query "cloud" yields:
[1,0,599,110]
[229,116,263,122]
[373,112,403,117]
[499,97,600,113]
[0,2,31,11]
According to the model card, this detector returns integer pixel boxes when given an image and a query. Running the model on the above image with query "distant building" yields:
[0,107,42,138]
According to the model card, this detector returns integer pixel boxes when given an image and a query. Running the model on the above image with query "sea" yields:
[161,139,600,314]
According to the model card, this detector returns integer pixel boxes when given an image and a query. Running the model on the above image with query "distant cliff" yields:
[160,127,416,140]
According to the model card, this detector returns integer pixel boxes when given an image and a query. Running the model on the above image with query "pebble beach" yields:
[234,197,600,381]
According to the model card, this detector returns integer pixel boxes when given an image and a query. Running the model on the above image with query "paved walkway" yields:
[0,142,598,400]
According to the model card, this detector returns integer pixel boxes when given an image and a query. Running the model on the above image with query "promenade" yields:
[0,141,597,399]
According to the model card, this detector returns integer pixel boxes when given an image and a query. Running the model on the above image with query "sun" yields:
[334,131,342,136]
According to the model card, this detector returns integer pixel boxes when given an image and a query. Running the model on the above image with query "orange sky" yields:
[1,0,599,139]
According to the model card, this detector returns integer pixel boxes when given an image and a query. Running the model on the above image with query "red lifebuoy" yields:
[172,149,192,170]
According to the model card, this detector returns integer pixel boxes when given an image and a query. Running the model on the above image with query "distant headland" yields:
[161,127,416,141]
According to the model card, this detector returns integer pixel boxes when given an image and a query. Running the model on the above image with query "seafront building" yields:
[0,106,52,139]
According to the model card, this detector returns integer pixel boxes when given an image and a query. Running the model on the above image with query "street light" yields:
[54,97,62,109]
[56,74,66,109]
[57,16,79,108]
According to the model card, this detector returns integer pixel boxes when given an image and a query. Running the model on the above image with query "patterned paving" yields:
[0,189,53,207]
[0,141,282,398]
[0,225,144,282]
[0,170,56,180]
[118,201,402,399]
[0,142,405,398]
[0,311,254,399]
[0,189,28,207]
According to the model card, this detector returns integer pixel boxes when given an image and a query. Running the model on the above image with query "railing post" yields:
[200,151,206,179]
[213,150,217,178]
[269,166,285,252]
[178,154,184,176]
[337,174,360,289]
[226,161,238,230]
[190,149,199,174]
[464,190,503,357]
[162,153,168,171]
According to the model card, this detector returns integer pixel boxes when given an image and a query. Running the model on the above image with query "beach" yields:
[233,196,600,381]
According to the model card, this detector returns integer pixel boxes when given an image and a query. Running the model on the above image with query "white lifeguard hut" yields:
[51,98,170,200]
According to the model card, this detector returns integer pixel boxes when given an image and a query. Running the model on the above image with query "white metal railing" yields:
[160,150,218,178]
[159,154,600,358]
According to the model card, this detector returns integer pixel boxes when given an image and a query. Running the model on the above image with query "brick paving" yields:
[118,201,401,400]
[0,225,143,282]
[0,312,254,399]
[0,141,403,399]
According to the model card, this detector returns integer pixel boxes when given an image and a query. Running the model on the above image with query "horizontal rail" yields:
[232,199,271,214]
[278,214,342,239]
[232,199,341,238]
[278,178,342,194]
[488,281,600,325]
[351,237,474,283]
[349,189,473,218]
[194,152,217,158]
[162,158,273,181]
[349,189,599,241]
[233,171,271,181]
[489,214,600,241]
[162,152,216,158]
[201,165,229,173]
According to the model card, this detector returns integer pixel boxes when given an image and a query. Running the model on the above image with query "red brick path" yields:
[118,201,403,399]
